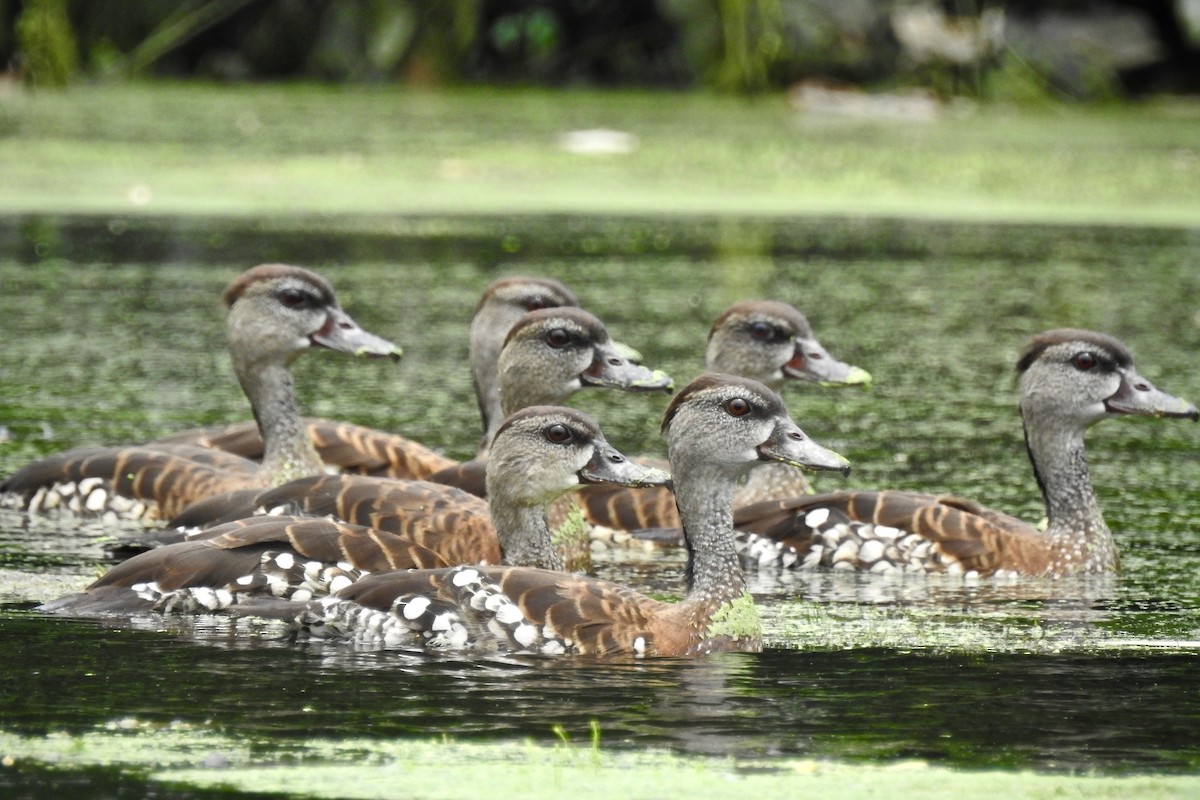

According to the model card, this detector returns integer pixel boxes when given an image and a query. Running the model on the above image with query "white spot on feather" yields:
[452,568,480,587]
[513,623,537,647]
[403,595,431,620]
[804,507,831,528]
[858,539,884,564]
[833,539,858,564]
[494,603,523,624]
[84,488,107,512]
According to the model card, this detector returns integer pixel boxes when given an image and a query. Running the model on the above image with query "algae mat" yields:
[2,729,1198,800]
[0,85,1198,226]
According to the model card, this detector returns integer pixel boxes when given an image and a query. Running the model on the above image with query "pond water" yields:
[1,214,1198,785]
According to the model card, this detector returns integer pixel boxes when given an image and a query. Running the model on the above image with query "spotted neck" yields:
[490,499,563,571]
[1023,415,1117,574]
[239,361,324,485]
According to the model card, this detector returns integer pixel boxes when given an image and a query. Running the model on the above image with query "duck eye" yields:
[1071,352,1098,371]
[546,328,572,348]
[748,322,774,341]
[279,288,310,308]
[545,424,572,443]
[725,397,752,417]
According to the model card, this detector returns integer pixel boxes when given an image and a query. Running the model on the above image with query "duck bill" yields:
[1105,371,1198,420]
[578,442,672,488]
[758,423,851,477]
[311,307,403,362]
[782,340,871,389]
[611,340,644,365]
[580,342,674,393]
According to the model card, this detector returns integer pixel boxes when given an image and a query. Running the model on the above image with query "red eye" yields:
[749,322,773,341]
[726,398,751,417]
[525,299,549,311]
[546,328,571,348]
[279,289,308,307]
[545,424,572,443]
[1071,352,1098,371]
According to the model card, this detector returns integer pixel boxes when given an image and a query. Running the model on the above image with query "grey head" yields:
[662,373,851,484]
[1017,329,1198,431]
[486,406,670,509]
[482,307,673,451]
[705,301,870,391]
[1016,329,1195,549]
[223,263,401,379]
[221,263,401,483]
[469,276,580,431]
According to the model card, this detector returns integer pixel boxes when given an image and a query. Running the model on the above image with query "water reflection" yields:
[2,610,1197,772]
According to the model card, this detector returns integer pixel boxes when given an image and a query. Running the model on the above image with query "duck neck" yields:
[1022,412,1116,573]
[238,360,323,485]
[490,499,563,571]
[469,318,504,448]
[480,370,573,456]
[673,466,749,611]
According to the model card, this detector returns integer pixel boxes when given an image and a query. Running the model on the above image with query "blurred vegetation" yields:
[1,1,1197,97]
[1,83,1197,225]
[12,0,76,86]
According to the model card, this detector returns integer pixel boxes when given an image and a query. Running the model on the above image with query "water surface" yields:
[1,214,1198,778]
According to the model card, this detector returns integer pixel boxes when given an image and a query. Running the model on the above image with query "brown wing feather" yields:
[90,540,268,592]
[578,462,809,536]
[200,516,450,571]
[333,566,671,656]
[172,475,502,566]
[1,443,265,520]
[153,423,269,460]
[46,516,450,616]
[425,459,489,498]
[154,418,458,479]
[734,489,1052,576]
[579,484,681,532]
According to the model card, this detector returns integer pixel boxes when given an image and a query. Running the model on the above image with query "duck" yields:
[578,299,869,535]
[731,329,1198,577]
[167,305,671,527]
[40,406,669,616]
[38,515,452,616]
[299,374,852,657]
[155,276,582,478]
[0,264,401,522]
[161,307,672,571]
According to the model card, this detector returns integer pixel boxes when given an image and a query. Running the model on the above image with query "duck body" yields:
[44,407,669,617]
[300,374,851,657]
[305,564,757,657]
[733,329,1197,578]
[39,515,450,616]
[165,308,672,571]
